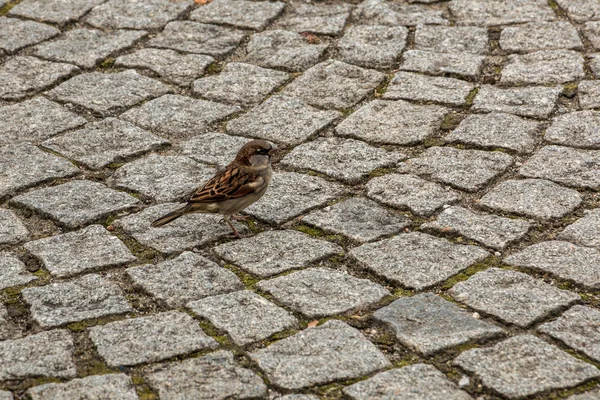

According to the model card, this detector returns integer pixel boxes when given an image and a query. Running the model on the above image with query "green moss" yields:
[440,113,462,131]
[197,320,231,346]
[131,375,158,400]
[223,264,260,287]
[99,58,115,69]
[296,225,325,237]
[108,162,125,169]
[205,62,222,74]
[67,314,130,332]
[440,256,500,290]
[369,167,396,178]
[0,0,20,15]
[116,235,160,262]
[423,137,445,148]
[464,87,479,107]
[563,82,578,98]
[340,108,354,117]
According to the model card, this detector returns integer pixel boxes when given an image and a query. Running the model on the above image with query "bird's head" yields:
[235,139,277,167]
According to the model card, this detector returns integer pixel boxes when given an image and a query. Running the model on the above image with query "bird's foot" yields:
[224,217,243,239]
[230,214,251,221]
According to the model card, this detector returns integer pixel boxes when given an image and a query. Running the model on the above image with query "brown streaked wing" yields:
[188,164,259,203]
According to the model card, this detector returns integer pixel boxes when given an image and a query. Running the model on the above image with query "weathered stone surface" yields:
[10,180,140,229]
[27,374,138,400]
[472,85,562,118]
[567,388,600,400]
[284,60,384,109]
[121,94,240,140]
[0,17,59,53]
[454,335,600,398]
[0,330,76,381]
[9,0,105,24]
[450,268,579,327]
[0,304,17,340]
[188,290,298,346]
[501,50,585,85]
[353,0,448,26]
[24,225,136,278]
[277,3,351,35]
[47,70,169,116]
[336,100,448,145]
[480,179,582,220]
[556,0,600,22]
[559,209,600,249]
[366,174,461,216]
[351,232,488,290]
[277,396,319,400]
[0,253,37,290]
[191,0,285,30]
[192,62,288,106]
[228,95,340,145]
[127,251,243,307]
[180,132,249,167]
[145,350,267,400]
[383,71,474,106]
[0,391,11,400]
[0,209,28,245]
[86,0,190,30]
[115,48,214,86]
[250,320,391,389]
[414,25,488,54]
[585,23,600,52]
[546,111,600,149]
[337,25,408,69]
[42,118,169,170]
[400,50,484,80]
[500,22,582,52]
[449,0,555,26]
[579,81,600,110]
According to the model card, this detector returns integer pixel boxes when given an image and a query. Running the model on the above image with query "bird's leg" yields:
[224,216,242,238]
[230,214,251,221]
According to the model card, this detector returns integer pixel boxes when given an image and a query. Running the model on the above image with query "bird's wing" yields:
[188,164,262,203]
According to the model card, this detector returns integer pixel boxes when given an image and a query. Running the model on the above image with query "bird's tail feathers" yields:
[151,206,187,227]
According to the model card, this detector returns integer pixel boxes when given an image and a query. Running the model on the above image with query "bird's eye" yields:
[257,148,270,155]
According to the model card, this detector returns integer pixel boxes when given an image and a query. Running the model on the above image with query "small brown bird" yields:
[152,139,276,237]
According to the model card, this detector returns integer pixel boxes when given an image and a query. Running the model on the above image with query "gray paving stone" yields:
[116,48,214,86]
[10,180,140,229]
[415,25,488,54]
[568,388,600,400]
[0,391,11,400]
[47,70,169,116]
[501,50,585,85]
[366,174,461,216]
[109,154,215,202]
[0,209,29,245]
[227,95,339,145]
[400,147,513,192]
[121,94,240,140]
[42,118,169,170]
[145,350,267,400]
[344,363,473,400]
[545,111,600,149]
[277,3,351,35]
[188,290,298,346]
[0,143,79,199]
[337,25,408,70]
[336,100,448,145]
[191,0,285,30]
[589,54,600,78]
[32,28,147,69]
[0,252,37,290]
[9,0,105,24]
[584,22,600,51]
[214,230,342,277]
[0,98,86,145]
[556,0,600,23]
[245,171,343,224]
[454,335,600,398]
[257,267,390,318]
[192,62,288,106]
[353,0,448,26]
[579,81,600,110]
[500,22,582,52]
[446,113,540,154]
[559,209,600,249]
[0,17,59,53]
[0,56,78,100]
[450,268,579,327]
[383,71,474,106]
[0,304,18,341]
[473,85,562,118]
[277,396,319,400]
[89,311,217,367]
[505,241,600,289]
[284,60,384,109]
[0,330,76,380]
[245,30,328,72]
[27,374,138,400]
[250,320,390,389]
[449,0,555,26]
[180,132,249,167]
[86,0,190,30]
[400,50,484,80]
[24,224,136,278]
[148,21,245,56]
[127,251,243,307]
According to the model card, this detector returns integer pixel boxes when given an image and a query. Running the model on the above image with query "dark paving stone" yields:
[86,0,190,30]
[190,0,285,30]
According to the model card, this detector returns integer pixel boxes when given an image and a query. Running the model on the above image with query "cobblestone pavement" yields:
[1,0,600,399]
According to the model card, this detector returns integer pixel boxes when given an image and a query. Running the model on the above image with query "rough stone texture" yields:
[256,267,390,317]
[555,0,600,23]
[148,21,245,56]
[0,143,79,199]
[24,225,136,278]
[32,28,147,69]
[479,179,582,220]
[192,62,288,106]
[27,374,138,400]
[9,0,105,24]
[501,50,585,85]
[584,23,600,51]
[344,364,473,400]
[336,100,448,145]
[383,71,474,106]
[180,132,249,167]
[366,174,461,216]
[454,335,600,398]
[0,330,76,381]
[545,111,600,149]
[559,209,600,249]
[86,0,190,30]
[191,0,285,30]
[115,48,214,86]
[126,251,243,307]
[47,70,169,116]
[89,311,218,367]
[567,389,600,400]
[0,56,79,100]
[400,50,484,80]
[188,290,298,346]
[350,232,489,290]
[145,350,267,400]
[0,304,18,341]
[302,197,411,242]
[121,94,240,140]
[449,0,556,26]
[10,180,140,229]
[337,25,408,70]
[579,81,600,110]
[472,85,562,118]
[250,320,391,389]
[227,95,340,145]
[42,118,169,170]
[449,268,580,327]
[500,22,583,52]
[276,3,352,35]
[214,230,342,277]
[284,60,384,109]
[0,17,59,53]
[414,25,488,54]
[352,0,448,26]
[0,252,37,290]
[0,209,29,245]
[446,112,540,154]
[277,396,319,400]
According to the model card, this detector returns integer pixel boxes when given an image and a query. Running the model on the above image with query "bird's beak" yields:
[268,146,278,157]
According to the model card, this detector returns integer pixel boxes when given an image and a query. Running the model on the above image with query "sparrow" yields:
[152,139,276,237]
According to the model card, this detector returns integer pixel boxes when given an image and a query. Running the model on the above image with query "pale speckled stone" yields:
[415,25,488,54]
[180,132,249,167]
[383,71,474,106]
[501,50,585,85]
[27,374,138,400]
[545,111,600,149]
[0,252,37,290]
[353,0,448,26]
[584,23,600,51]
[500,22,583,52]
[559,209,600,249]
[473,85,562,118]
[9,0,105,24]
[337,25,408,69]
[86,0,190,30]
[191,0,285,30]
[579,81,600,110]
[556,0,600,22]
[0,209,29,245]
[0,17,59,53]
[277,3,352,35]
[400,50,484,79]
[0,304,17,341]
[449,0,555,26]
[567,388,600,400]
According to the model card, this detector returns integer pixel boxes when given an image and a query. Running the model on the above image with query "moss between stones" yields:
[464,87,479,107]
[222,263,260,287]
[99,58,115,69]
[131,374,158,400]
[440,256,501,290]
[0,0,20,16]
